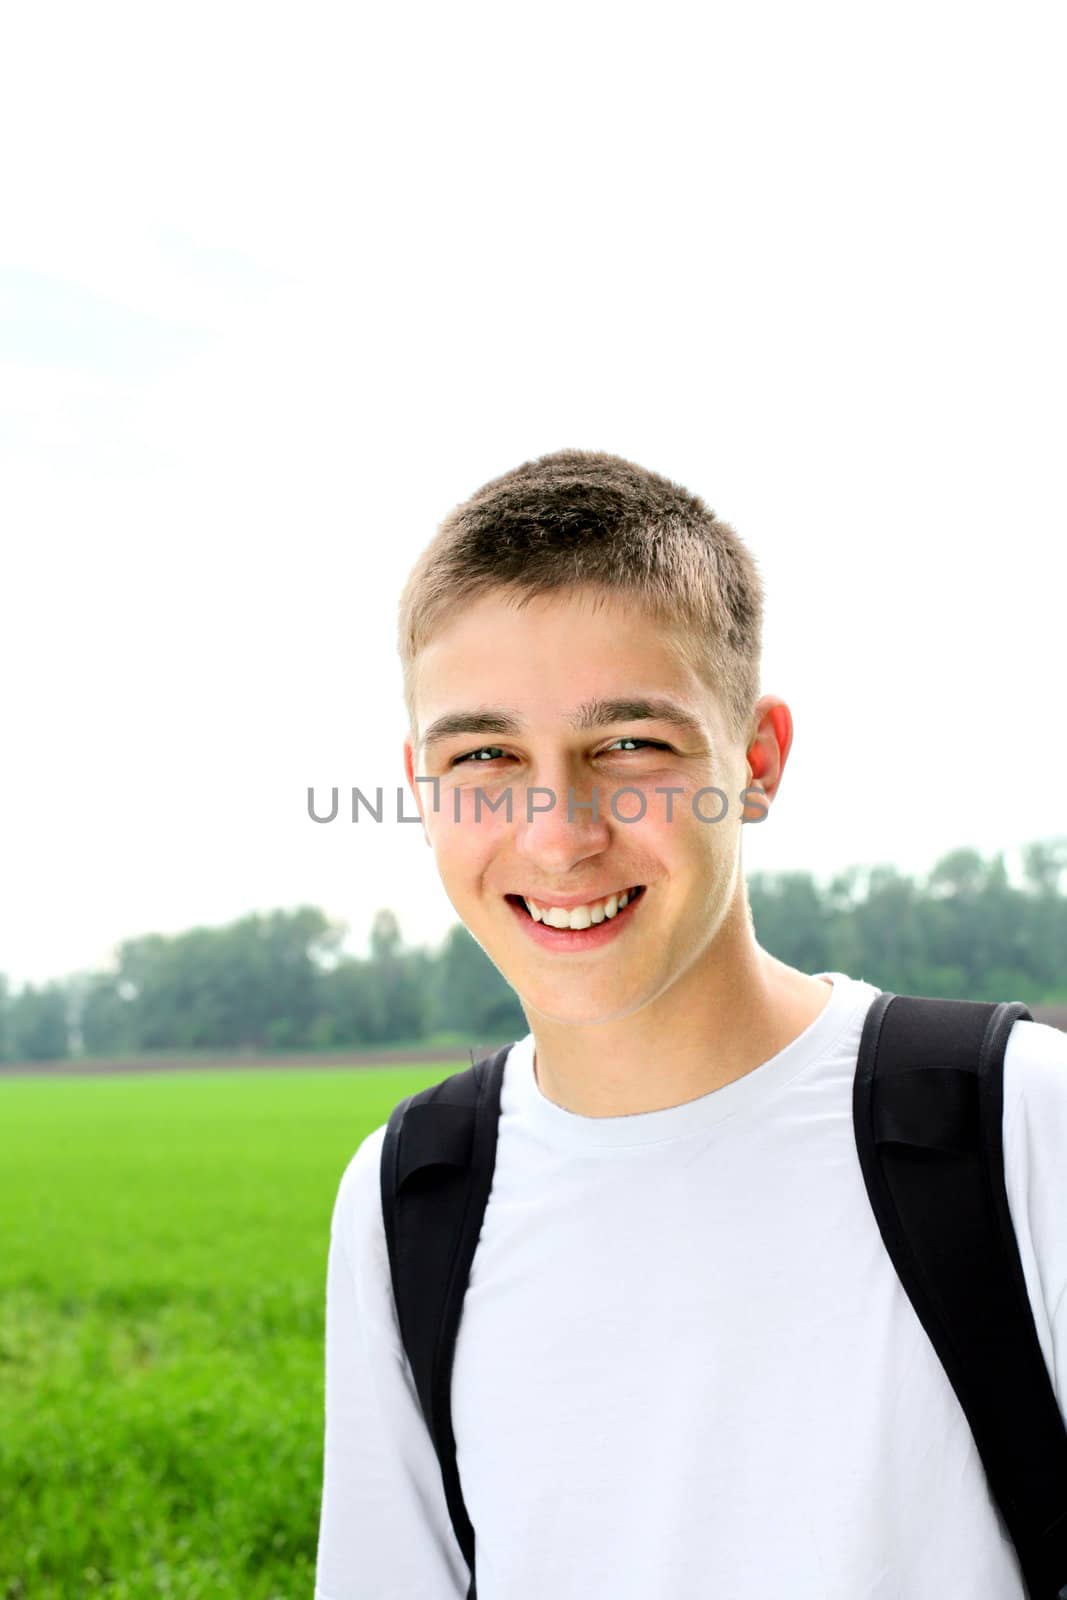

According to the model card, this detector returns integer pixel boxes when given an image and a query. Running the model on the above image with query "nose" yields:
[513,762,613,876]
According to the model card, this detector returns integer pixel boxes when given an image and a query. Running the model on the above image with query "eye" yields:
[451,737,670,766]
[451,746,509,766]
[605,738,669,754]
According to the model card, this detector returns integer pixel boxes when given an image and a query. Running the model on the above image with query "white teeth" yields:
[522,887,638,929]
[563,904,592,930]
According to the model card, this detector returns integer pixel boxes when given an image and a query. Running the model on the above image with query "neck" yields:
[528,889,833,1119]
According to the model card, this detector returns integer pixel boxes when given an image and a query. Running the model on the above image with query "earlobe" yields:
[740,782,769,824]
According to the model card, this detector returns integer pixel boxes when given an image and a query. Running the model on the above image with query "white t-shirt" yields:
[314,971,1067,1599]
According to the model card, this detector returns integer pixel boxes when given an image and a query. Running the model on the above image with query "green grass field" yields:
[0,1061,463,1599]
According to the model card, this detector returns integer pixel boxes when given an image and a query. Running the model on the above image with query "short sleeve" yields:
[1002,1017,1067,1412]
[314,1124,470,1600]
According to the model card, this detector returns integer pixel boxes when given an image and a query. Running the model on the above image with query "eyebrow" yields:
[420,696,708,754]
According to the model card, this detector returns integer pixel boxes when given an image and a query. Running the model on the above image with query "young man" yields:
[314,449,1067,1598]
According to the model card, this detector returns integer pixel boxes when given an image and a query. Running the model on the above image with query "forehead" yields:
[413,586,723,743]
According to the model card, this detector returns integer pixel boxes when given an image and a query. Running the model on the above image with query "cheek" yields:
[434,781,516,828]
[676,814,735,888]
[429,805,508,876]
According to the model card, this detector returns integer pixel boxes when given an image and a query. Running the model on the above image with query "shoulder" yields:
[330,1122,389,1266]
[1003,1015,1067,1123]
[1002,1015,1067,1187]
[1002,1017,1067,1344]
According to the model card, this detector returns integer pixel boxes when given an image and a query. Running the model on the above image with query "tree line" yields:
[1,840,1064,1064]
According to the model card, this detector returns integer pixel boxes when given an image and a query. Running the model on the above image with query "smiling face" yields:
[403,584,758,1029]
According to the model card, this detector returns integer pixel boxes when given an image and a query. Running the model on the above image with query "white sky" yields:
[2,0,1065,989]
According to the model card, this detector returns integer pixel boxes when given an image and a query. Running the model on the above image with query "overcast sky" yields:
[2,1,1064,990]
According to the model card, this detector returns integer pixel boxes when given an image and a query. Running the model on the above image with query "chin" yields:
[519,985,652,1031]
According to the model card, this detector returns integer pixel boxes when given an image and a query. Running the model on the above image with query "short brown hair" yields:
[397,448,765,749]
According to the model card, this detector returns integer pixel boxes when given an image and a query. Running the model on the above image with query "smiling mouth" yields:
[506,886,646,926]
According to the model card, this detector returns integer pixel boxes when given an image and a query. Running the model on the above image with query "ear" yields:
[403,737,432,845]
[743,698,793,820]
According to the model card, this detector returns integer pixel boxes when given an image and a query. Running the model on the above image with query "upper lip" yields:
[508,884,643,909]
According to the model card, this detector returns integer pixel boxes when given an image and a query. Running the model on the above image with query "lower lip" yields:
[506,887,646,951]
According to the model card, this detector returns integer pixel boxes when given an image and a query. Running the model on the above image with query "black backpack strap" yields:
[380,1046,510,1600]
[854,991,1067,1599]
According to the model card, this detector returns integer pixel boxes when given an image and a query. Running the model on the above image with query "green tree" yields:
[1019,837,1067,996]
[78,973,135,1056]
[115,908,343,1052]
[748,871,831,973]
[365,909,428,1043]
[310,957,387,1047]
[430,924,527,1040]
[8,981,70,1061]
[839,864,925,991]
[1021,837,1067,897]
